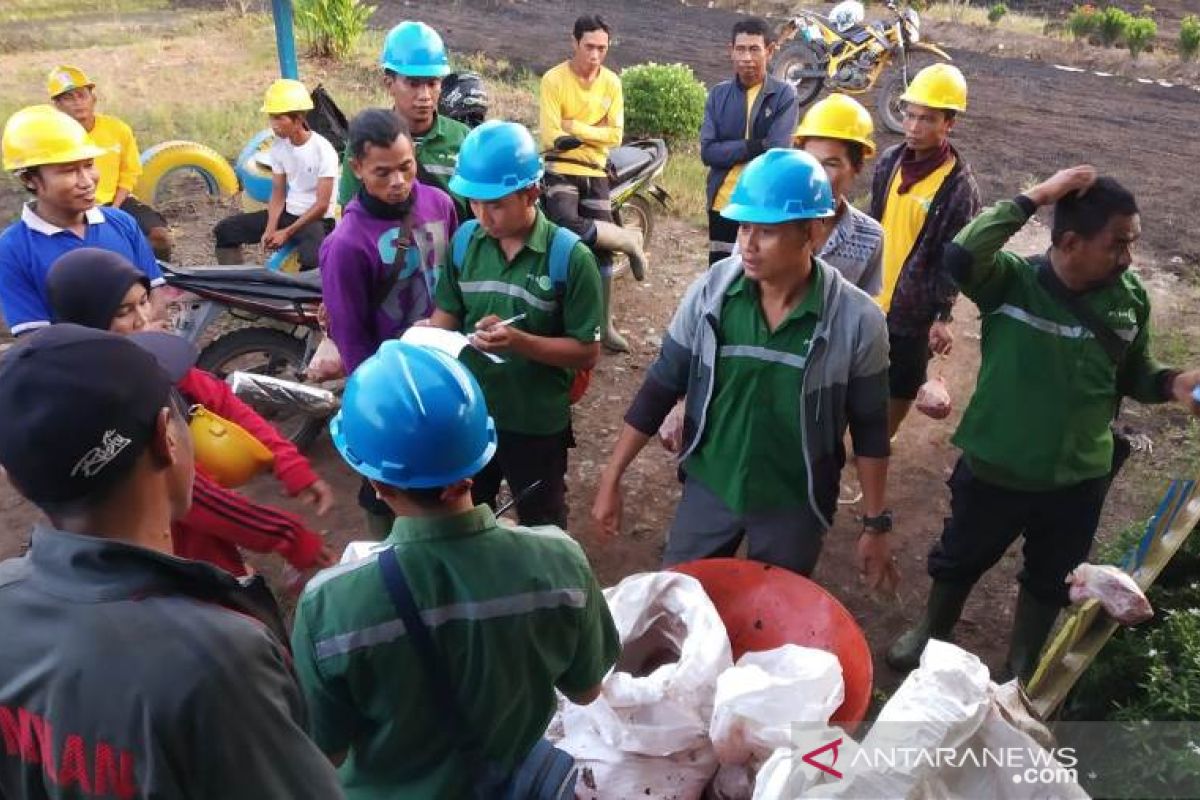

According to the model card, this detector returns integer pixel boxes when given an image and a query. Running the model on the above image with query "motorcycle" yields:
[771,0,954,134]
[162,264,332,449]
[543,135,672,279]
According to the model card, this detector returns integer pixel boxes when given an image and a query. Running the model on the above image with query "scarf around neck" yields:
[897,140,952,195]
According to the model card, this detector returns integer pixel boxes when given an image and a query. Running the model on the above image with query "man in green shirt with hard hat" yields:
[887,166,1200,683]
[593,148,895,587]
[291,341,618,799]
[431,120,604,529]
[337,21,470,219]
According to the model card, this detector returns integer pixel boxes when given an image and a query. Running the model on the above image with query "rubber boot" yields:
[215,246,243,265]
[1001,586,1062,685]
[886,581,973,672]
[593,220,647,281]
[600,273,629,353]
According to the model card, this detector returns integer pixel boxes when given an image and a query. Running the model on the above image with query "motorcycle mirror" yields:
[554,135,583,152]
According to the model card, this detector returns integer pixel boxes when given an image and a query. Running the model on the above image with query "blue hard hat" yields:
[449,120,544,201]
[721,148,836,224]
[329,342,497,489]
[380,21,452,78]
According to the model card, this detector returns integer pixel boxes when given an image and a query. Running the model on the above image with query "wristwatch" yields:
[861,511,893,535]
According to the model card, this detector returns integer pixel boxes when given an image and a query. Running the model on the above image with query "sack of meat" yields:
[1067,563,1153,625]
[915,376,952,420]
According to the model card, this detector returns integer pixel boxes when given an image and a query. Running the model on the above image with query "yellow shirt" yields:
[87,114,142,206]
[877,156,956,312]
[539,62,624,178]
[712,82,762,212]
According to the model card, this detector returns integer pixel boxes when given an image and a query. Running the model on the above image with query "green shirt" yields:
[337,113,470,218]
[290,505,620,800]
[434,210,603,435]
[951,199,1168,490]
[685,269,823,512]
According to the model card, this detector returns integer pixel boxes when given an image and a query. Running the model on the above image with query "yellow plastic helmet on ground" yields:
[47,65,94,99]
[189,405,275,488]
[793,93,876,156]
[261,79,314,115]
[899,63,968,112]
[2,105,106,171]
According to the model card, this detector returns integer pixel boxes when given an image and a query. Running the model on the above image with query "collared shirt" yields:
[0,525,343,799]
[685,268,824,512]
[951,199,1168,491]
[291,505,619,800]
[337,114,470,217]
[0,204,164,336]
[539,62,624,179]
[86,114,142,206]
[434,210,603,436]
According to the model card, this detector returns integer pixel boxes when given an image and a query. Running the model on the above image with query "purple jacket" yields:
[319,182,458,373]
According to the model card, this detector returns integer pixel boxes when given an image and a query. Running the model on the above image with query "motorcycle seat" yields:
[608,146,655,184]
[838,24,875,45]
[167,265,323,291]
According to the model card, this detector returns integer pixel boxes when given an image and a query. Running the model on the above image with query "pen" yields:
[493,312,527,328]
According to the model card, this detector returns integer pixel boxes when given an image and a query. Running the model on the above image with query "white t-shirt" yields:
[269,131,339,218]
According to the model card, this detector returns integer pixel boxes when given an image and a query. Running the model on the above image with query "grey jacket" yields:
[0,526,344,799]
[626,257,890,527]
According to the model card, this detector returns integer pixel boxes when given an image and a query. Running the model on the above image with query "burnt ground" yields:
[385,0,1200,268]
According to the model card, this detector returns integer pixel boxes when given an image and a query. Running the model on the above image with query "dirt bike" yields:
[771,0,953,134]
[162,264,331,449]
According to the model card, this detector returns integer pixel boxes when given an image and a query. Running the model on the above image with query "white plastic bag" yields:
[1067,563,1153,625]
[915,375,952,420]
[710,645,844,766]
[306,333,344,381]
[556,572,732,799]
[658,403,685,454]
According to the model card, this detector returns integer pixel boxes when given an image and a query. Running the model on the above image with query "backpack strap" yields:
[1030,253,1129,367]
[451,218,481,272]
[547,225,581,297]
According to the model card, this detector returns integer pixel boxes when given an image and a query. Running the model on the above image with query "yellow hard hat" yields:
[793,93,876,156]
[47,65,94,99]
[899,64,968,113]
[189,405,274,488]
[2,105,106,172]
[261,79,314,115]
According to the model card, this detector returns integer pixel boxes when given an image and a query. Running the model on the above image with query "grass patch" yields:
[0,0,167,23]
[658,143,708,227]
[923,1,1059,37]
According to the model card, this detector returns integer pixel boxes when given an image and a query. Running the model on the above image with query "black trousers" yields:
[472,428,573,528]
[888,330,933,401]
[543,172,613,277]
[928,457,1109,606]
[707,209,739,266]
[213,210,333,269]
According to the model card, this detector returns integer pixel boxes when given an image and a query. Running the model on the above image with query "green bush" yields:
[1067,4,1100,40]
[1180,14,1200,60]
[1125,15,1157,57]
[295,0,376,60]
[620,62,707,142]
[988,3,1009,23]
[1098,5,1133,46]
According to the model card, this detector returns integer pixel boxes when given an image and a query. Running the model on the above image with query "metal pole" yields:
[272,0,300,79]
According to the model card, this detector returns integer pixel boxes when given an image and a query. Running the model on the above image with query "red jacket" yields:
[172,367,325,576]
[178,367,319,495]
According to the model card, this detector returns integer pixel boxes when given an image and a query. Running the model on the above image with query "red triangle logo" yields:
[801,737,844,780]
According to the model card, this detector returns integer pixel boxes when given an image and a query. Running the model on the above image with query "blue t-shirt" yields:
[0,205,164,335]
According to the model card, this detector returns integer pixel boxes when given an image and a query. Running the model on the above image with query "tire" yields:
[135,141,239,208]
[877,52,944,135]
[235,129,277,210]
[771,42,827,107]
[197,327,325,451]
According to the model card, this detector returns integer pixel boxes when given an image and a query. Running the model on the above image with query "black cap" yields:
[0,325,180,505]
